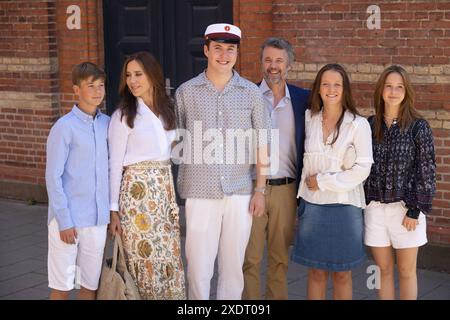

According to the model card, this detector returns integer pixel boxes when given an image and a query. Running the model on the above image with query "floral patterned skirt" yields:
[119,160,186,300]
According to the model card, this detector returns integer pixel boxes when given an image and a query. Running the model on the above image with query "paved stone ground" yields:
[0,199,449,300]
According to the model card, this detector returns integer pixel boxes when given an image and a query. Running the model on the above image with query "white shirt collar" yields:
[136,97,152,115]
[135,96,169,129]
[72,104,101,123]
[259,78,291,102]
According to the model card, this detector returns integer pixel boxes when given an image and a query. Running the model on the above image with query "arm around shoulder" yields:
[353,116,374,164]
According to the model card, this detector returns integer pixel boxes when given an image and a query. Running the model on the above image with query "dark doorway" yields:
[103,0,233,114]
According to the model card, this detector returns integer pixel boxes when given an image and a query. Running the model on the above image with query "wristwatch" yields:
[254,186,266,195]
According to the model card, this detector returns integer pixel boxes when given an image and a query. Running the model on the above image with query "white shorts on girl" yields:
[47,218,107,291]
[364,201,427,249]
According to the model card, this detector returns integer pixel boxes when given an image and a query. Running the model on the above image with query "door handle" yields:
[165,78,174,96]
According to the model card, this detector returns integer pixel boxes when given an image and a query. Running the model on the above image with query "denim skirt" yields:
[291,200,366,272]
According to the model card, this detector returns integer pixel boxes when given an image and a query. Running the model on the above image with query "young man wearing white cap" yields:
[174,23,271,300]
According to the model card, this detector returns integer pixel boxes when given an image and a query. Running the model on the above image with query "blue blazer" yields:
[286,84,310,193]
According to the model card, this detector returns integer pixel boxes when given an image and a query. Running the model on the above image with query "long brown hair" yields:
[309,63,359,145]
[118,51,176,130]
[373,65,421,143]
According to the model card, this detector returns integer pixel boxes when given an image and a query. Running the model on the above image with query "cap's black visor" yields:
[209,38,240,44]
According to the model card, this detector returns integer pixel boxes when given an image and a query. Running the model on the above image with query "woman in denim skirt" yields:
[292,64,373,299]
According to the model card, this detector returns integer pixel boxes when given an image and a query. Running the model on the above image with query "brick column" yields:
[56,0,104,114]
[234,0,273,82]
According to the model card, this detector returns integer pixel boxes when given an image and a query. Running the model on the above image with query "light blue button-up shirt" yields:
[46,105,110,231]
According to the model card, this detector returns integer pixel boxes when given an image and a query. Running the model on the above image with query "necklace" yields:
[322,114,337,144]
[322,118,335,131]
[384,114,398,125]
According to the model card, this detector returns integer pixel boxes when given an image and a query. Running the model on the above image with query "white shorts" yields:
[364,201,427,249]
[48,219,107,291]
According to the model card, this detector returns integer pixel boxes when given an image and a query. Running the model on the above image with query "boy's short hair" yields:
[72,62,106,86]
[204,39,240,49]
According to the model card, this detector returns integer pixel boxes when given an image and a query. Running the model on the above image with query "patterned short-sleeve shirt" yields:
[174,70,271,199]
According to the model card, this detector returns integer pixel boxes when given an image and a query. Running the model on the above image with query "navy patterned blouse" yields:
[364,116,436,219]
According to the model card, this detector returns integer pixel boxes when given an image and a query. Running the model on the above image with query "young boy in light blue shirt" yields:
[46,62,110,300]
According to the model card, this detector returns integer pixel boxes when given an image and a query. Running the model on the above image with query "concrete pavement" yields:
[0,199,449,300]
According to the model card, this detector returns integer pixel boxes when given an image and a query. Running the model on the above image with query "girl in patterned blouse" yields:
[364,65,436,300]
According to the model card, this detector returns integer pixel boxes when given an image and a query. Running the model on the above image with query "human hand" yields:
[249,192,265,217]
[305,174,319,191]
[59,227,77,244]
[109,211,122,236]
[402,215,418,232]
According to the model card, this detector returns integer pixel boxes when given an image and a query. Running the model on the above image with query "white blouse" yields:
[297,109,373,208]
[108,97,176,211]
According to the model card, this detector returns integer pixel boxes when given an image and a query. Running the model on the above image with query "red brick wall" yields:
[234,0,273,78]
[0,0,103,201]
[238,0,450,245]
[56,0,104,114]
[0,0,58,200]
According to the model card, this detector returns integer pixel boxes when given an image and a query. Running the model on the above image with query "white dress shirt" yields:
[297,109,373,208]
[259,79,296,179]
[108,97,176,211]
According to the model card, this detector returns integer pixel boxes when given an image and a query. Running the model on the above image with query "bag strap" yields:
[115,236,128,271]
[100,235,109,270]
[111,235,120,272]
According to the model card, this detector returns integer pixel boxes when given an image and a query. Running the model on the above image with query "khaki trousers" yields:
[242,182,297,299]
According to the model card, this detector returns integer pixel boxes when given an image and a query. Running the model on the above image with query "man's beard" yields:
[264,69,286,85]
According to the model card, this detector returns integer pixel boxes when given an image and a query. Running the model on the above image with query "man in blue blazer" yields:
[243,37,310,300]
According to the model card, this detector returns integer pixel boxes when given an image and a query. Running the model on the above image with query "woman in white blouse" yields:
[108,51,185,299]
[291,64,373,300]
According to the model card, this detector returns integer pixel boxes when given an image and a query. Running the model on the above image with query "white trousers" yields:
[185,195,252,300]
